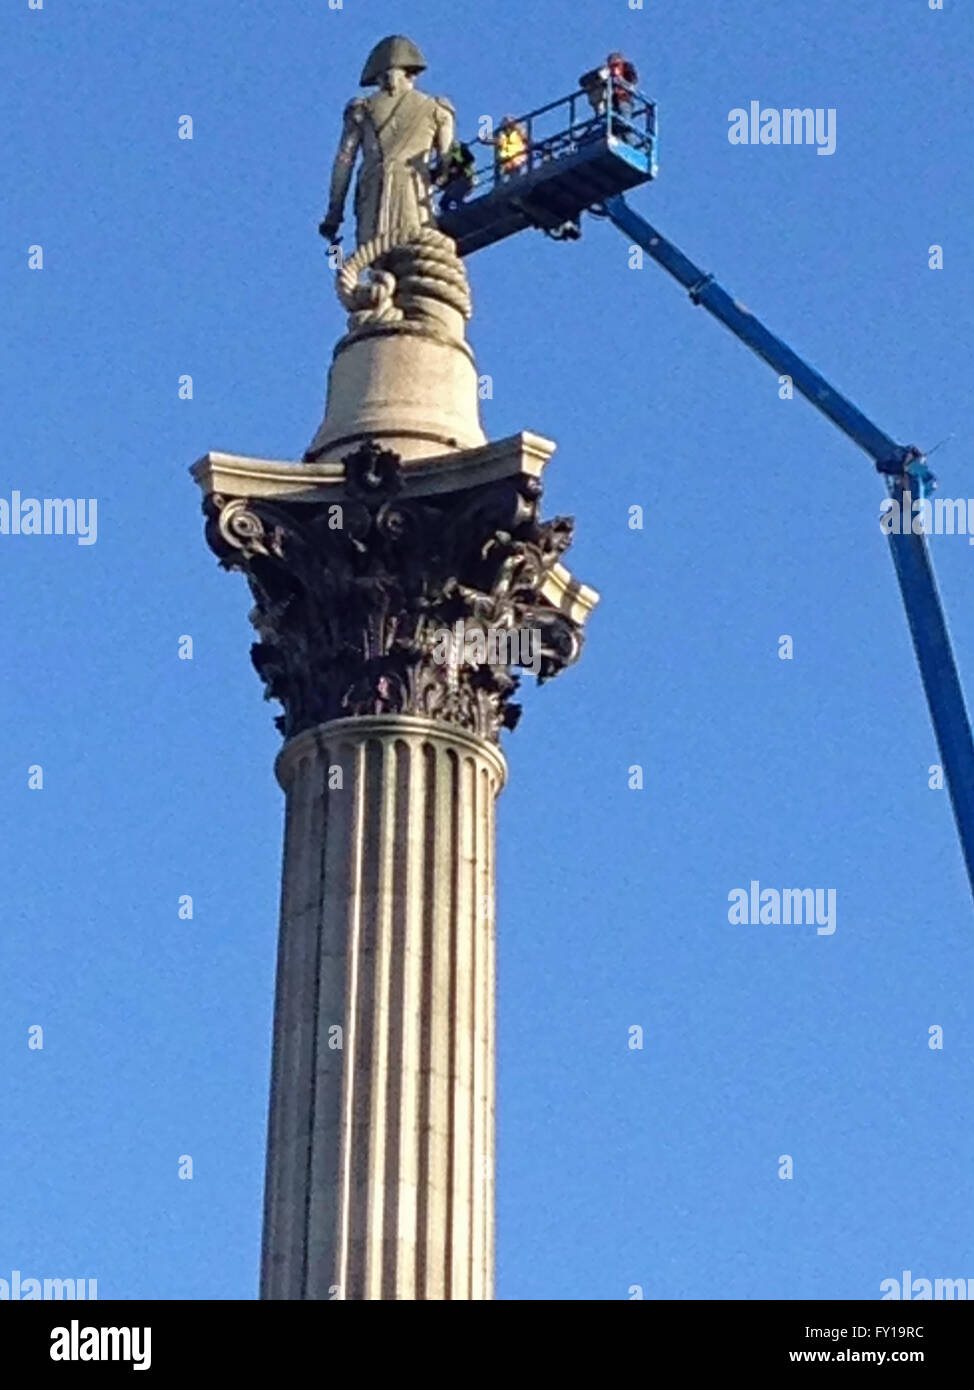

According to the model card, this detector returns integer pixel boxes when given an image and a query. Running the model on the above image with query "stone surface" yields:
[193,429,558,499]
[304,317,485,463]
[260,715,503,1301]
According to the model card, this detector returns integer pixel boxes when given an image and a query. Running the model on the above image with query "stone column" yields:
[261,715,503,1300]
[194,436,595,1300]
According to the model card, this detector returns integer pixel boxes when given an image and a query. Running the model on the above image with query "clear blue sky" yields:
[4,0,973,1301]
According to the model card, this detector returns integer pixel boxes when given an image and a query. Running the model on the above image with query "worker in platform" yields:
[437,139,477,212]
[579,51,639,129]
[607,51,639,121]
[484,115,529,181]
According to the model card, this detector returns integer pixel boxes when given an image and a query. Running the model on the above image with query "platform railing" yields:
[437,83,657,212]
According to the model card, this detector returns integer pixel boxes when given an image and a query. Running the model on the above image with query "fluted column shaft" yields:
[260,714,505,1301]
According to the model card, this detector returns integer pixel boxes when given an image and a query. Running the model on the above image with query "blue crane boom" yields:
[436,80,974,903]
[603,194,974,904]
[603,196,916,473]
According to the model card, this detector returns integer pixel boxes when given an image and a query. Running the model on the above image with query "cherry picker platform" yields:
[437,82,658,256]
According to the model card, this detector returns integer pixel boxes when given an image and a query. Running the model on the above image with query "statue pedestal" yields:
[305,321,486,463]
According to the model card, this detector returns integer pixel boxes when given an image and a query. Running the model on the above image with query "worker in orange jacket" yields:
[579,51,639,128]
[607,51,639,120]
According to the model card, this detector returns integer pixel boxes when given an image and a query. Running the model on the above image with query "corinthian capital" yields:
[201,440,592,742]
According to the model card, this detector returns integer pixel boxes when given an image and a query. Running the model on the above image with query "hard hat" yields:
[360,35,428,86]
[607,51,624,63]
[501,113,516,126]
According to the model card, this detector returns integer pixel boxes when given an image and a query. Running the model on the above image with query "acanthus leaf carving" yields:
[201,443,586,742]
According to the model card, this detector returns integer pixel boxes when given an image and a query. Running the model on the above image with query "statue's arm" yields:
[319,100,364,240]
[432,96,456,163]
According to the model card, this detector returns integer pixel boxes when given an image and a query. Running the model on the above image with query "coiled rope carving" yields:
[337,225,472,328]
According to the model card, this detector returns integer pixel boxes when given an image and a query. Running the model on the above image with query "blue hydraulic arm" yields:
[603,194,974,903]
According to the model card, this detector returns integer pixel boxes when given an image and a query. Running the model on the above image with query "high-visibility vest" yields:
[498,126,527,166]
